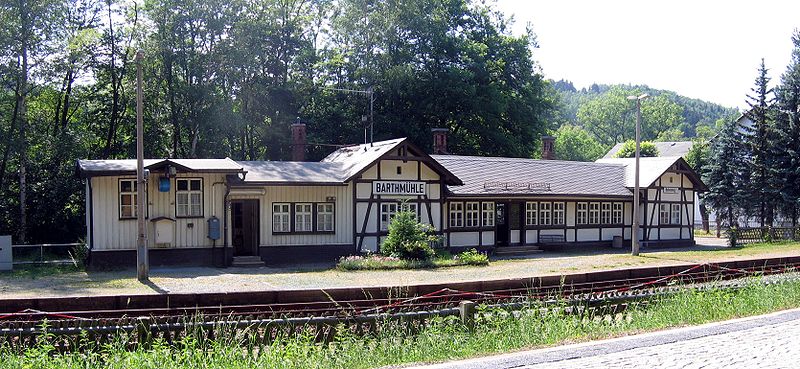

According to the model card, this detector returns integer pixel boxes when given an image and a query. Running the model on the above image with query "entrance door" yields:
[232,200,259,256]
[495,202,509,246]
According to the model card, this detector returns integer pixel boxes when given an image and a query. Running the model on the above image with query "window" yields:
[465,202,480,227]
[380,203,398,231]
[601,203,612,224]
[119,179,137,219]
[273,203,291,233]
[659,204,670,224]
[589,203,600,224]
[482,202,495,227]
[539,202,551,225]
[176,179,202,217]
[671,204,681,225]
[449,202,464,228]
[525,202,538,225]
[577,202,588,225]
[294,203,313,232]
[316,203,335,232]
[612,203,623,224]
[553,202,565,225]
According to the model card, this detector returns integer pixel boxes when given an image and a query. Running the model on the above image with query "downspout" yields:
[87,178,95,262]
[223,183,231,267]
[211,181,225,266]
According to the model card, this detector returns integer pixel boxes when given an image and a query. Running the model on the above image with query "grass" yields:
[0,263,83,279]
[3,277,800,368]
[336,249,489,271]
[693,228,717,237]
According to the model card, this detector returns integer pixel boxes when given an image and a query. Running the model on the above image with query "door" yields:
[495,202,509,246]
[232,200,259,256]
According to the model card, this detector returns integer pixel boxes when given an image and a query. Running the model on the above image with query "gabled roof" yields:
[76,158,245,178]
[433,155,631,197]
[602,141,694,159]
[595,156,707,191]
[235,161,346,185]
[323,138,462,185]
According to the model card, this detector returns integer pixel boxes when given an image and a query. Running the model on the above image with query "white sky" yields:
[495,0,800,109]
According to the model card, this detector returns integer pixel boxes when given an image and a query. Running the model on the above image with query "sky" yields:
[494,0,800,110]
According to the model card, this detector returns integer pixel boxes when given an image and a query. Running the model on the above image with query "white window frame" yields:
[553,202,565,225]
[671,203,681,225]
[272,203,291,233]
[612,203,623,224]
[176,178,203,217]
[589,202,600,224]
[601,203,612,224]
[381,202,399,231]
[465,202,480,227]
[539,202,551,225]
[482,202,495,227]
[577,202,588,225]
[316,203,335,232]
[659,204,670,224]
[525,202,538,225]
[119,179,137,219]
[449,202,464,228]
[294,203,313,232]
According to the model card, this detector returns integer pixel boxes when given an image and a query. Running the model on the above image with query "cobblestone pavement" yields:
[416,308,800,369]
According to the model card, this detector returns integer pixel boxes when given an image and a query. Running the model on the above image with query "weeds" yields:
[2,278,800,368]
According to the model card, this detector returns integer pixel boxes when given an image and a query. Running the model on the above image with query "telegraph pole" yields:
[627,93,649,256]
[136,50,149,281]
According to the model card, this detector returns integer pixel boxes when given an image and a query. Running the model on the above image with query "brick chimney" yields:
[541,135,555,160]
[432,128,448,154]
[291,120,306,161]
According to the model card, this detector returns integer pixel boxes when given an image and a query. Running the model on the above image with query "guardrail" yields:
[10,243,82,265]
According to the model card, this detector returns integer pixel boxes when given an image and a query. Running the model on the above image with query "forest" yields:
[0,0,760,244]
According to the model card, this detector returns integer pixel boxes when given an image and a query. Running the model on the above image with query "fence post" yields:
[136,317,150,348]
[459,300,476,331]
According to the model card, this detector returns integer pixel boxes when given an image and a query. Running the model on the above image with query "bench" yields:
[539,234,566,251]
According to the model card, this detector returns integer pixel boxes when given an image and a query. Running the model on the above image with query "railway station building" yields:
[77,126,706,268]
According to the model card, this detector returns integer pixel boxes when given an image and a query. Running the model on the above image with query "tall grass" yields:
[4,278,800,369]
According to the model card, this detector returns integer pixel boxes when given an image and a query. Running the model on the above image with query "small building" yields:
[76,128,706,268]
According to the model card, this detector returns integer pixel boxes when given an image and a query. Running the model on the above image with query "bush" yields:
[727,226,738,247]
[456,249,489,266]
[614,140,659,158]
[381,207,438,261]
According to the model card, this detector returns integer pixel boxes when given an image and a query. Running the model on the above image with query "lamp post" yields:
[627,93,649,256]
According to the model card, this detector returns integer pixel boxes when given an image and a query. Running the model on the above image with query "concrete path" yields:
[413,308,800,369]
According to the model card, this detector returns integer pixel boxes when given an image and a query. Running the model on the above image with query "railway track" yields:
[1,255,799,325]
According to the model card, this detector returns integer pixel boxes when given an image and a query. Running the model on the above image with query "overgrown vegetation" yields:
[3,278,800,368]
[613,140,660,158]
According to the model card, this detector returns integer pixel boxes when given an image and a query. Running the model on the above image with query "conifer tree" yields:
[704,117,748,229]
[744,59,777,227]
[774,30,800,226]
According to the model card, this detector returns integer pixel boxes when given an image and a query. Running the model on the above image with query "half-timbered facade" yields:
[77,135,706,268]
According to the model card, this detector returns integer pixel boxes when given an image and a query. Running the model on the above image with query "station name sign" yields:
[372,181,426,196]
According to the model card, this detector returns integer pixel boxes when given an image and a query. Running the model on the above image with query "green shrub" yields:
[614,139,659,158]
[456,249,489,266]
[727,226,738,247]
[381,206,438,260]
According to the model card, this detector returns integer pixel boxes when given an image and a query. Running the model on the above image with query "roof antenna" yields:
[319,85,376,146]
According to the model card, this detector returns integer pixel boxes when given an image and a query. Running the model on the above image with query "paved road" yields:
[415,308,800,369]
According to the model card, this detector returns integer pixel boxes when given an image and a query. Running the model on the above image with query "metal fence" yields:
[10,243,82,265]
[732,227,800,245]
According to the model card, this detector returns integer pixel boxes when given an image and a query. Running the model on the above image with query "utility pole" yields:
[136,50,149,281]
[627,93,649,256]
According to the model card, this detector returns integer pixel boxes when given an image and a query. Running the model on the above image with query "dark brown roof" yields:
[433,155,632,197]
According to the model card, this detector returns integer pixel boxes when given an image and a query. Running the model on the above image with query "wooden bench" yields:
[539,234,566,251]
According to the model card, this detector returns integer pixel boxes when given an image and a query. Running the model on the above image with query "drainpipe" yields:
[87,178,95,263]
[211,181,225,266]
[222,183,231,267]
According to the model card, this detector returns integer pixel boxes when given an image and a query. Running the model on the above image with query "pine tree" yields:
[704,117,749,229]
[774,30,800,226]
[743,59,777,227]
